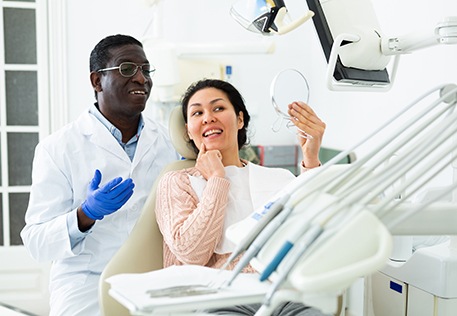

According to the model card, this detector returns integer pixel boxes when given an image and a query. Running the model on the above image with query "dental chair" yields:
[99,106,197,316]
[99,106,350,316]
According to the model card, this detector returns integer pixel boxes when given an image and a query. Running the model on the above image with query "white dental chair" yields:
[99,106,350,316]
[99,106,197,316]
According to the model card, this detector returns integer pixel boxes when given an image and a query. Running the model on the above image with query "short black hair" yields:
[181,79,251,155]
[89,34,143,73]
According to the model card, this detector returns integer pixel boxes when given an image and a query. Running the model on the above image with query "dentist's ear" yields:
[90,72,103,92]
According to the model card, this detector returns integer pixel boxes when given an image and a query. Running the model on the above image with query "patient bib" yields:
[188,163,295,254]
[188,164,253,254]
[215,164,252,254]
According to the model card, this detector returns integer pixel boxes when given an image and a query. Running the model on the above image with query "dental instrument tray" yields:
[106,265,270,314]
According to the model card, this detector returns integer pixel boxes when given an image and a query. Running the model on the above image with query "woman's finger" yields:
[197,142,206,160]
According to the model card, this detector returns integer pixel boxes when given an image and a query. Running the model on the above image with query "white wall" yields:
[65,0,457,157]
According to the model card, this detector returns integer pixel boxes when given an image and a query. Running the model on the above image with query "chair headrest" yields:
[169,106,198,160]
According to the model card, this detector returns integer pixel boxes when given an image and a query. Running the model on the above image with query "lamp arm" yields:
[271,7,315,35]
[381,30,441,55]
[381,16,457,56]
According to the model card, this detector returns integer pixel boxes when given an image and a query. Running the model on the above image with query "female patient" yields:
[155,79,327,315]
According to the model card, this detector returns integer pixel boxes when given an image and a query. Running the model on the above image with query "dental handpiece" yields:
[258,199,333,282]
[262,224,324,306]
[222,203,295,288]
[259,220,312,282]
[220,194,290,272]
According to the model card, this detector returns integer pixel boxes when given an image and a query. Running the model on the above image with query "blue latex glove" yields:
[81,169,135,220]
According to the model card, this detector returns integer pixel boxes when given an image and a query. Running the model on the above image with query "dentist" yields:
[20,34,178,315]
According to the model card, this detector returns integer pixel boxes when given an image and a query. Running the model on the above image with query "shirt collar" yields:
[90,103,144,144]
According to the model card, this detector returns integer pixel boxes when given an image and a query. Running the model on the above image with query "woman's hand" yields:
[288,101,326,168]
[195,143,225,180]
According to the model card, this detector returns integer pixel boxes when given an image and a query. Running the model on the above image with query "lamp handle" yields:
[273,8,314,35]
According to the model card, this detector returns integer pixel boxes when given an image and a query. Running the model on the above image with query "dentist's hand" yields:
[81,169,135,220]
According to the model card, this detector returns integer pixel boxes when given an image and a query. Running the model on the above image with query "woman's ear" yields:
[238,111,244,130]
[186,124,193,140]
[90,72,102,93]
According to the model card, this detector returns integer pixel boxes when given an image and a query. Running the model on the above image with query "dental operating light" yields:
[231,0,457,91]
[230,0,314,35]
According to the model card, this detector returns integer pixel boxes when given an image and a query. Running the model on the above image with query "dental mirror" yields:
[270,68,312,138]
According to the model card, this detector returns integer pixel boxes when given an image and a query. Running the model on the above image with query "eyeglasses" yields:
[97,62,155,78]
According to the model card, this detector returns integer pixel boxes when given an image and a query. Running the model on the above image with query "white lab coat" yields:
[20,105,179,315]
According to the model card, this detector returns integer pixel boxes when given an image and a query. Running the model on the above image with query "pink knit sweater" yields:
[155,167,256,273]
